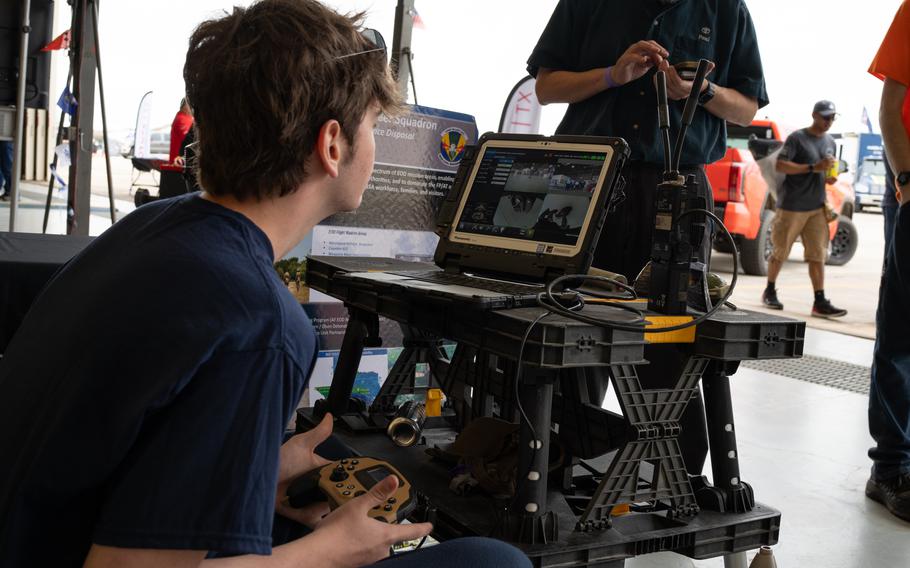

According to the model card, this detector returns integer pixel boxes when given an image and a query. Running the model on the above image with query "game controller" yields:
[286,457,417,524]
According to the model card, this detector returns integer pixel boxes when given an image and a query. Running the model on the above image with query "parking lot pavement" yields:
[713,210,885,340]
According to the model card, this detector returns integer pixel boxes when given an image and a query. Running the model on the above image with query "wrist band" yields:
[604,66,619,89]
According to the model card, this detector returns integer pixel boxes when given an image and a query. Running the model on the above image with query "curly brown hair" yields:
[183,0,401,201]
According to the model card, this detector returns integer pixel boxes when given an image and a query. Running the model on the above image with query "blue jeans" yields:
[375,537,531,568]
[869,201,910,480]
[883,204,898,259]
[0,140,13,193]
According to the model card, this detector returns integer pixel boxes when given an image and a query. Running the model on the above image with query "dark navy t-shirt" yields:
[0,194,316,565]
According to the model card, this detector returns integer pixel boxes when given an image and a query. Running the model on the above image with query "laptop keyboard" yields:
[389,270,546,296]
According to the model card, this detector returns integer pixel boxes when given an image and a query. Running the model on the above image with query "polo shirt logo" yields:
[698,26,711,43]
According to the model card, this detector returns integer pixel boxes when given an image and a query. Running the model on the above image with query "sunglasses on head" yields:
[333,28,387,61]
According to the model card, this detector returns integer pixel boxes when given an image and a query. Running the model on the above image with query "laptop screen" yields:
[448,140,614,257]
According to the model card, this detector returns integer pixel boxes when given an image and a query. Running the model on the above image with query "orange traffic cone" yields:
[749,546,777,568]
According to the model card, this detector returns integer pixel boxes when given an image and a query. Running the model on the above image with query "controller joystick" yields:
[329,465,349,482]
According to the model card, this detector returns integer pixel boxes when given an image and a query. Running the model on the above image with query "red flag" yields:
[410,8,426,29]
[41,30,70,52]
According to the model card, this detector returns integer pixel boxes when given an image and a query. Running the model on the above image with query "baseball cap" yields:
[813,100,837,117]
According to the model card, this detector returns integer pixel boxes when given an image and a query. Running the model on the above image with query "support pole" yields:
[89,0,115,223]
[390,0,414,101]
[8,0,32,232]
[43,71,72,233]
[67,0,97,236]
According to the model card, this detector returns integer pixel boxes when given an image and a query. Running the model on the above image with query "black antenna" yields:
[655,70,672,175]
[671,59,711,172]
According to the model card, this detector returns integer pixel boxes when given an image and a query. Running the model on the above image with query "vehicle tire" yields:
[842,202,854,219]
[739,209,774,276]
[826,216,858,266]
[713,235,735,254]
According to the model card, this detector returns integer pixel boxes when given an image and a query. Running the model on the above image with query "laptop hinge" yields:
[443,256,461,274]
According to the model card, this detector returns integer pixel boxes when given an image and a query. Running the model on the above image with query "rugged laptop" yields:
[336,132,629,309]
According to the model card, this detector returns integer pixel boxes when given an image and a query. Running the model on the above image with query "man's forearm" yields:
[702,85,758,127]
[536,68,610,105]
[204,534,338,568]
[776,159,811,175]
[881,78,910,178]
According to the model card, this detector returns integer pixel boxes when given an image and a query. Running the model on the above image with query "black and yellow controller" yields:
[286,457,416,524]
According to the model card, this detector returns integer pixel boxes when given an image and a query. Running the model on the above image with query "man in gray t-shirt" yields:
[762,100,847,318]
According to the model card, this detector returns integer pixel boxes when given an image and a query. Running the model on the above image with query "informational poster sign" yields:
[281,105,478,407]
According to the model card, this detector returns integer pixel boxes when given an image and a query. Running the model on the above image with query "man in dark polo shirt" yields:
[527,0,768,478]
[762,100,846,318]
[528,0,768,283]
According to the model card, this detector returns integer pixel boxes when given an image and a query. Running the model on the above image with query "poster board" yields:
[278,105,478,407]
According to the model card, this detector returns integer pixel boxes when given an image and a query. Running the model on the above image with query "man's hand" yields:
[658,60,716,100]
[311,476,433,568]
[612,40,669,86]
[275,413,333,526]
[815,156,836,173]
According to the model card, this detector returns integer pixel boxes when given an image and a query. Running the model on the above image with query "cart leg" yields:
[698,361,755,513]
[495,366,559,544]
[723,551,748,568]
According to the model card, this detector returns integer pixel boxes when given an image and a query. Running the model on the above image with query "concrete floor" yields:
[715,211,885,340]
[0,154,137,236]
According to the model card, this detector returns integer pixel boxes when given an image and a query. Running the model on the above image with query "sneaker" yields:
[812,299,847,318]
[761,288,783,310]
[866,473,910,522]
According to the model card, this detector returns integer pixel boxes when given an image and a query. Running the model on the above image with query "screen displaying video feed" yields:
[453,146,608,247]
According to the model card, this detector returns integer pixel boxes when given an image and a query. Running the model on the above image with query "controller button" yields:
[350,460,359,465]
[347,485,355,489]
[340,459,348,464]
[335,483,344,488]
[383,504,393,511]
[347,465,356,470]
[387,498,396,504]
[342,491,351,496]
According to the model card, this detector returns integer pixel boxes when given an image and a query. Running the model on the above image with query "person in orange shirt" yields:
[866,0,910,523]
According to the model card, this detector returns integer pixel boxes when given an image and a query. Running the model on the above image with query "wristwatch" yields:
[898,171,910,188]
[697,81,716,105]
